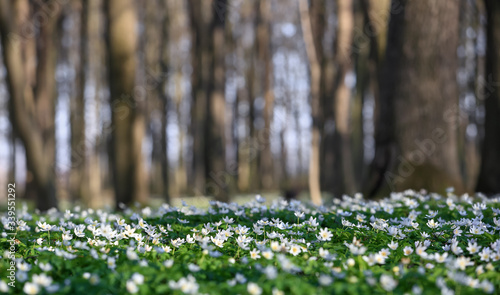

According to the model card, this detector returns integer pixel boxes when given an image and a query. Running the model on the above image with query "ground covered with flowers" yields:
[1,191,500,294]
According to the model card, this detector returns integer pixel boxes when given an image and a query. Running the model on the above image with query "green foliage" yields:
[1,191,499,294]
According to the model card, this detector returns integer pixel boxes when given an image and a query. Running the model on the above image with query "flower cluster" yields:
[0,190,499,294]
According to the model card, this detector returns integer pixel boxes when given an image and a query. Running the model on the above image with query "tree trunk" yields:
[320,53,336,194]
[208,0,228,201]
[247,48,258,192]
[333,0,356,195]
[256,0,274,190]
[8,129,16,183]
[105,0,147,208]
[476,0,500,194]
[70,0,88,203]
[280,119,288,187]
[188,0,209,195]
[168,0,187,196]
[188,0,228,201]
[302,0,356,202]
[0,0,60,211]
[144,0,169,202]
[369,0,464,195]
[360,0,393,196]
[316,1,337,195]
[159,0,170,202]
[174,72,187,195]
[299,0,322,205]
[87,0,102,208]
[351,1,369,190]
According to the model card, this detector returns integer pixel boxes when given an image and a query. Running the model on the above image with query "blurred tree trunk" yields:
[159,0,170,201]
[207,0,228,201]
[236,4,255,192]
[173,73,187,195]
[247,47,258,192]
[279,90,290,189]
[361,0,391,69]
[0,0,60,211]
[70,0,88,203]
[248,6,260,194]
[293,104,303,176]
[318,0,335,196]
[280,118,288,187]
[87,0,102,207]
[457,0,481,192]
[227,8,243,193]
[8,130,16,183]
[256,0,274,190]
[234,57,247,192]
[145,0,169,202]
[302,0,355,202]
[168,0,187,196]
[333,0,355,195]
[188,0,228,201]
[188,0,209,195]
[351,0,369,190]
[299,0,322,205]
[360,0,392,196]
[368,0,464,195]
[476,0,500,194]
[105,0,147,207]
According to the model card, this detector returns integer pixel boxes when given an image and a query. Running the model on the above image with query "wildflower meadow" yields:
[1,191,500,294]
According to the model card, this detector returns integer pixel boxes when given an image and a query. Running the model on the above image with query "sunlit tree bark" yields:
[301,0,355,203]
[299,0,322,205]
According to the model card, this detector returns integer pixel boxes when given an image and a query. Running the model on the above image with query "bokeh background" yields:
[0,0,499,210]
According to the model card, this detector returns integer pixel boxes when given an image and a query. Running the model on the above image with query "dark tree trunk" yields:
[247,48,258,192]
[70,0,88,203]
[144,0,170,202]
[207,0,228,201]
[105,0,147,208]
[188,0,228,201]
[476,0,500,194]
[188,0,209,195]
[360,0,392,196]
[351,0,369,190]
[368,0,464,196]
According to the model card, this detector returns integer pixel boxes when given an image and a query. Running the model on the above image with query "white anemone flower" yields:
[316,228,333,241]
[403,246,413,256]
[126,280,139,293]
[23,282,40,295]
[247,282,263,295]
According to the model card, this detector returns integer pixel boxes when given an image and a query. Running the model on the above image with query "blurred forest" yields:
[0,0,499,211]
